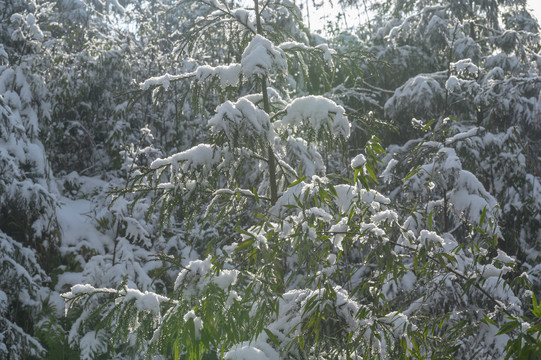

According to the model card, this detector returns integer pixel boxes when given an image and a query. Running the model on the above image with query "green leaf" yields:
[439,252,457,265]
[234,238,256,252]
[532,293,541,317]
[288,175,307,188]
[422,119,435,132]
[496,320,519,335]
[253,187,259,203]
[366,163,379,183]
[264,329,280,346]
[483,314,498,327]
[328,183,337,197]
[403,166,421,183]
[479,206,487,227]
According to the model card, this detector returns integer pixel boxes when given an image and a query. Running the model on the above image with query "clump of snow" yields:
[79,330,107,360]
[139,73,183,90]
[232,8,256,32]
[332,184,357,212]
[452,58,479,75]
[183,310,204,340]
[124,288,168,315]
[445,127,484,145]
[371,210,398,225]
[174,256,212,291]
[209,97,274,143]
[381,158,398,183]
[224,341,279,360]
[225,290,241,309]
[241,34,287,77]
[385,75,445,120]
[212,269,239,290]
[195,64,241,89]
[277,95,350,138]
[445,76,461,92]
[418,230,444,247]
[329,218,348,251]
[351,153,366,169]
[285,135,325,176]
[150,143,221,170]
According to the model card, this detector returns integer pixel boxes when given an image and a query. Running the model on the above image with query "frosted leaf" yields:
[124,217,151,248]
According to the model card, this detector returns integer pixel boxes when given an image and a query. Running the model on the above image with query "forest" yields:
[1,0,541,358]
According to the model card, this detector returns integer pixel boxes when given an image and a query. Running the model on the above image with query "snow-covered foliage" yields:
[2,0,541,358]
[0,233,48,358]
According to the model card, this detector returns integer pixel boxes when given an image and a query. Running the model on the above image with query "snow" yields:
[381,158,398,183]
[418,230,444,249]
[278,95,350,138]
[174,257,212,290]
[329,218,348,250]
[124,288,168,315]
[79,330,107,360]
[212,269,239,290]
[209,97,274,143]
[225,290,241,308]
[332,184,357,212]
[241,34,287,77]
[196,64,242,89]
[232,8,256,32]
[224,341,279,360]
[445,75,461,92]
[56,197,111,256]
[150,143,221,169]
[183,310,203,340]
[452,58,478,75]
[139,73,183,90]
[350,153,366,169]
[385,74,445,120]
[445,127,483,145]
[370,210,398,224]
